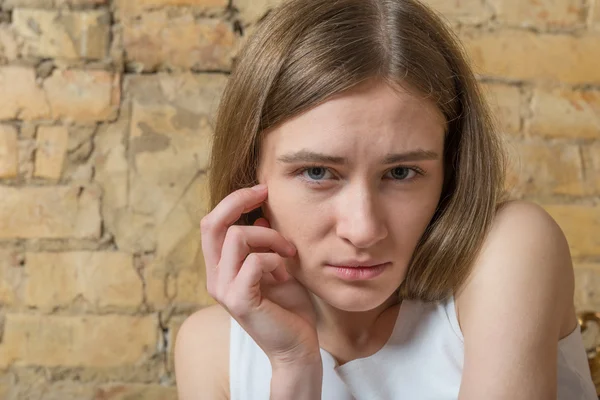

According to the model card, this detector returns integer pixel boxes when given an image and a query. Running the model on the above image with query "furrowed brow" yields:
[382,150,439,164]
[277,150,346,165]
[277,149,439,165]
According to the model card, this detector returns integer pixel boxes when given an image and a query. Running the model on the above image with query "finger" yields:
[253,217,271,229]
[253,218,273,253]
[270,264,290,282]
[218,225,295,286]
[231,252,287,310]
[254,219,290,283]
[201,185,267,274]
[258,267,289,286]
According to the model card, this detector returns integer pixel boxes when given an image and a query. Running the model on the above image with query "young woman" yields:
[175,0,596,398]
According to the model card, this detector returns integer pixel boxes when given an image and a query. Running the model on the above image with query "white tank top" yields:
[230,296,597,399]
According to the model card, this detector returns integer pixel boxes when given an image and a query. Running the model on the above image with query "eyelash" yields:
[296,165,426,186]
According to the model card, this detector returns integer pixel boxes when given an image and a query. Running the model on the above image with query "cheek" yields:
[414,168,444,218]
[263,181,327,238]
[387,186,443,245]
[416,183,443,226]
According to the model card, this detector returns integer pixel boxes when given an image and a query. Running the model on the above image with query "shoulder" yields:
[457,200,575,336]
[454,200,577,397]
[458,200,574,300]
[174,304,231,400]
[483,199,568,249]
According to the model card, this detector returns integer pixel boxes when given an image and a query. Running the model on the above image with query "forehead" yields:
[263,80,446,156]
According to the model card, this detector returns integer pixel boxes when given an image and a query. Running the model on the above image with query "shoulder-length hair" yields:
[208,0,507,301]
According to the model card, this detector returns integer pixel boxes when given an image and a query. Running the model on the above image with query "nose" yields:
[335,187,388,249]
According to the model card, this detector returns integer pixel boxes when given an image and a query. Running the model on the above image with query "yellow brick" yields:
[0,125,18,178]
[543,205,600,258]
[34,126,69,180]
[420,0,492,25]
[94,384,177,400]
[462,30,600,84]
[92,118,130,249]
[9,380,95,400]
[489,0,583,27]
[60,0,107,4]
[4,0,106,6]
[141,174,213,308]
[12,9,110,61]
[124,74,222,304]
[506,141,584,197]
[122,11,236,72]
[0,249,24,307]
[126,74,224,221]
[0,376,9,400]
[116,0,227,19]
[583,143,600,194]
[145,230,215,309]
[235,0,492,25]
[0,186,101,239]
[0,25,19,61]
[529,87,600,139]
[0,67,51,121]
[167,315,187,373]
[1,67,118,124]
[44,70,120,123]
[0,314,157,368]
[481,83,522,135]
[25,252,143,311]
[234,0,287,23]
[575,263,600,271]
[574,264,600,313]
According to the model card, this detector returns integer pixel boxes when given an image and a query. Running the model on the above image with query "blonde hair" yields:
[209,0,507,301]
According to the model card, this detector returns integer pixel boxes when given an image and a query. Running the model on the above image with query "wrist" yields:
[271,355,323,374]
[270,350,322,368]
[270,360,323,400]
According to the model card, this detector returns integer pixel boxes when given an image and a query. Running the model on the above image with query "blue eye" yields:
[297,165,423,186]
[390,167,413,180]
[386,167,418,180]
[303,167,329,180]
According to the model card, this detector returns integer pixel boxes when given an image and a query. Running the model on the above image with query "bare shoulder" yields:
[175,304,231,400]
[456,200,576,340]
[454,201,579,397]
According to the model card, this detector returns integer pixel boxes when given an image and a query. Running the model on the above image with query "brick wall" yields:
[0,0,597,397]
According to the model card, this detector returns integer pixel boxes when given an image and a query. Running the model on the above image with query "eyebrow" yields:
[277,149,440,165]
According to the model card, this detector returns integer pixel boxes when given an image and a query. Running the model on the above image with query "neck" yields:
[311,292,402,350]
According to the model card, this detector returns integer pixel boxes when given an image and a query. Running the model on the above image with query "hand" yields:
[201,184,320,366]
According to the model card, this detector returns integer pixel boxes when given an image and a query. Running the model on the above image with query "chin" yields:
[313,285,399,313]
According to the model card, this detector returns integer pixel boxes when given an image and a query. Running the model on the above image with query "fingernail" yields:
[252,184,267,192]
[288,243,297,256]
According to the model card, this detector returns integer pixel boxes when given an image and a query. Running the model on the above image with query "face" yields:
[257,79,446,312]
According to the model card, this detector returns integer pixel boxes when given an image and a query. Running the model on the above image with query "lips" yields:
[329,261,388,268]
[326,262,390,281]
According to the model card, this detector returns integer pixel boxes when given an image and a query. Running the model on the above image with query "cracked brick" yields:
[12,9,110,61]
